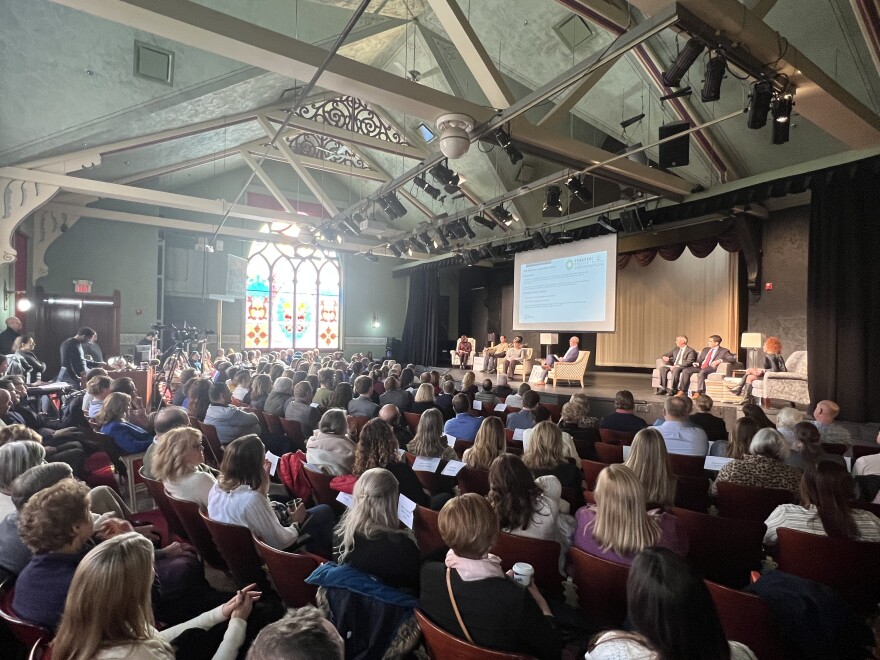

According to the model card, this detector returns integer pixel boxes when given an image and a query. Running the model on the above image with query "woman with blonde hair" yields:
[0,440,46,518]
[624,428,677,508]
[561,396,599,429]
[460,370,478,400]
[410,382,438,415]
[574,464,687,566]
[355,418,430,508]
[462,416,505,470]
[407,408,456,461]
[333,467,420,593]
[52,532,259,660]
[95,392,153,455]
[152,427,216,509]
[522,420,583,491]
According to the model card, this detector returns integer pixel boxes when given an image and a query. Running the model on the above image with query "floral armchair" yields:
[751,350,809,406]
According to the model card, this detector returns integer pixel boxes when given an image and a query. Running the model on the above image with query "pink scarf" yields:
[445,549,504,582]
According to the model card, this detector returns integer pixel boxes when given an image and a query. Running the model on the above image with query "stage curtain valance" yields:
[616,227,741,269]
[597,246,739,368]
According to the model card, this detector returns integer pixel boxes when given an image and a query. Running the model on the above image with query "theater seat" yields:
[415,609,534,660]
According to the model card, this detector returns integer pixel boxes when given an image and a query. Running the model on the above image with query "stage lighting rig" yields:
[492,205,515,227]
[413,175,443,201]
[429,161,462,194]
[566,176,593,205]
[662,37,705,87]
[747,80,774,129]
[772,93,793,145]
[379,193,408,219]
[701,51,726,102]
[472,214,497,231]
[494,128,523,165]
[542,186,562,218]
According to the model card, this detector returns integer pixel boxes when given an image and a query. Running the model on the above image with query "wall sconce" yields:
[3,281,30,312]
[371,314,380,329]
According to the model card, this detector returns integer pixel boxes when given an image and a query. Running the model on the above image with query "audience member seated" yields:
[711,428,803,497]
[284,381,322,438]
[152,427,218,509]
[109,377,152,430]
[0,422,86,480]
[398,367,415,392]
[854,429,880,476]
[231,371,251,402]
[599,390,648,434]
[410,383,439,415]
[246,605,344,660]
[173,368,198,406]
[245,373,272,411]
[52,532,259,660]
[474,379,499,408]
[263,377,294,417]
[585,547,756,659]
[774,406,804,449]
[407,408,457,461]
[80,367,109,417]
[333,467,421,594]
[354,418,430,508]
[523,421,583,490]
[142,405,192,477]
[812,399,853,446]
[95,392,153,454]
[187,378,213,422]
[378,404,413,448]
[688,394,728,441]
[348,375,379,418]
[506,390,540,431]
[459,371,478,401]
[711,416,759,459]
[306,409,356,476]
[443,394,482,442]
[623,428,677,509]
[786,422,847,471]
[573,464,688,566]
[741,403,776,430]
[12,334,46,381]
[378,376,413,413]
[524,407,578,462]
[313,369,336,408]
[656,396,709,456]
[433,380,456,419]
[491,373,514,400]
[565,393,599,429]
[462,416,506,470]
[419,494,562,660]
[764,461,880,547]
[207,434,334,557]
[86,375,113,417]
[328,381,354,411]
[204,383,261,446]
[505,382,530,409]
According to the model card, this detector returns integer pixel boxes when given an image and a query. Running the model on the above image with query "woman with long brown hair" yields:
[462,416,506,470]
[354,418,430,508]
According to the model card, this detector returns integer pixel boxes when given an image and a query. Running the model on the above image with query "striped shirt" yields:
[763,503,880,546]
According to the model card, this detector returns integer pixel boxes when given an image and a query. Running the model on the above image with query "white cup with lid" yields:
[512,562,535,586]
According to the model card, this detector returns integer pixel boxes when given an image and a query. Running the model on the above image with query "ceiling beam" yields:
[424,0,516,108]
[48,0,493,124]
[115,148,241,185]
[537,61,617,126]
[253,148,388,182]
[751,0,779,20]
[850,0,880,78]
[239,151,297,214]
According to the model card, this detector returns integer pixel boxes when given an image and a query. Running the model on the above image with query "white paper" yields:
[704,456,733,471]
[412,456,441,472]
[845,456,851,472]
[473,400,483,410]
[265,451,280,476]
[622,445,632,460]
[512,428,525,441]
[398,494,417,528]
[336,491,354,507]
[441,460,466,476]
[494,403,507,412]
[444,434,456,447]
[310,402,321,408]
[397,447,406,458]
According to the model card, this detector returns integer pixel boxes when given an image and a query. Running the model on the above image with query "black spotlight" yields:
[459,218,476,239]
[494,128,523,165]
[543,185,562,218]
[596,214,618,233]
[341,216,362,235]
[662,37,705,87]
[320,227,338,242]
[620,113,645,130]
[465,249,481,266]
[433,228,450,249]
[531,230,547,248]
[492,205,515,226]
[472,214,496,231]
[446,221,465,240]
[429,161,461,194]
[747,80,774,129]
[413,174,443,201]
[701,52,726,102]
[362,251,379,263]
[379,193,408,219]
[565,175,592,205]
[772,93,793,145]
[418,231,434,252]
[388,242,403,258]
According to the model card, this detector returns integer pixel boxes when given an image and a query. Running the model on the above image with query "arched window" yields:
[245,226,340,350]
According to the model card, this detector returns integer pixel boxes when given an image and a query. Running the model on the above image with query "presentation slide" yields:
[512,233,617,332]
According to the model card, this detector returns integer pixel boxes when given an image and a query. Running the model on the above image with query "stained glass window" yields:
[246,230,340,350]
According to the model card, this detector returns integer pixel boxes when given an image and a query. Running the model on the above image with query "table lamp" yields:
[740,332,763,370]
[539,333,559,360]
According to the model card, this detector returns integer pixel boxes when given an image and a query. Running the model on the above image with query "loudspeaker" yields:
[658,121,690,168]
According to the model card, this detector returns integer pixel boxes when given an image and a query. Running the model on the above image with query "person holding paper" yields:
[474,379,499,408]
[333,467,421,593]
[443,394,482,442]
[481,335,509,374]
[408,409,457,462]
[354,419,430,508]
[655,335,697,395]
[537,336,580,384]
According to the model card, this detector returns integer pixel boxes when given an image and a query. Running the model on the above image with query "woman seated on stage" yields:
[355,418,431,509]
[207,434,334,557]
[306,409,356,476]
[728,335,786,400]
[152,427,217,509]
[333,467,421,594]
[407,408,456,461]
[95,393,153,455]
[418,494,563,660]
[573,464,687,566]
[764,460,880,547]
[456,335,472,368]
[623,428,677,509]
[411,383,439,415]
[711,428,803,498]
[462,416,506,470]
[522,421,583,492]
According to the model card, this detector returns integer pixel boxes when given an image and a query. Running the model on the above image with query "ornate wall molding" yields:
[1,178,60,264]
[32,205,82,284]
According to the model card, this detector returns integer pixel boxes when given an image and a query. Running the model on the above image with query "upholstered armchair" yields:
[449,338,476,367]
[498,347,534,381]
[751,350,809,406]
[548,351,591,387]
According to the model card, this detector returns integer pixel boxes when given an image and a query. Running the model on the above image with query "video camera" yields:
[151,322,215,344]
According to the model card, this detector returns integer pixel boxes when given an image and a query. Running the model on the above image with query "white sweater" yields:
[207,483,299,550]
[164,471,217,510]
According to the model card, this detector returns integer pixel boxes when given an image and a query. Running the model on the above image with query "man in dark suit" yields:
[675,334,735,395]
[656,335,698,395]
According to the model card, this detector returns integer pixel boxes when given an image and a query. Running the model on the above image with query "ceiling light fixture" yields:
[565,175,593,205]
[492,205,515,226]
[433,228,450,249]
[747,80,774,129]
[460,218,476,239]
[341,216,361,235]
[620,113,645,130]
[662,37,705,87]
[379,193,408,219]
[388,242,403,258]
[362,251,379,263]
[772,93,794,145]
[494,128,523,165]
[659,87,693,102]
[413,174,444,201]
[543,186,562,218]
[597,215,618,233]
[429,161,461,194]
[701,51,726,102]
[472,214,496,231]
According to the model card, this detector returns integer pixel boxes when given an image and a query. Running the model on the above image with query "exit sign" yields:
[73,279,93,294]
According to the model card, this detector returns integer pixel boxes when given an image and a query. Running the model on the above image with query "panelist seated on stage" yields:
[674,335,735,395]
[655,335,697,395]
[502,336,526,378]
[481,335,509,373]
[537,336,580,384]
[656,396,709,456]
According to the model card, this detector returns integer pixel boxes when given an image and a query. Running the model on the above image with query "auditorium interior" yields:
[2,0,880,658]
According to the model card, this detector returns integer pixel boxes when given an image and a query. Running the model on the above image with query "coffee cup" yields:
[512,562,535,587]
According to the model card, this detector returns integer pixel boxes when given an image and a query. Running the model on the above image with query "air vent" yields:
[134,41,174,85]
[554,15,595,52]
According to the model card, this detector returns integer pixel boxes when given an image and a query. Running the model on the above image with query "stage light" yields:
[701,52,726,102]
[388,242,403,258]
[620,113,645,130]
[446,222,465,240]
[492,205,515,226]
[413,175,443,201]
[494,128,523,165]
[565,175,592,205]
[557,229,575,242]
[747,80,774,129]
[429,161,461,194]
[361,251,379,263]
[660,87,692,102]
[433,228,450,249]
[405,241,414,257]
[341,216,361,235]
[662,37,705,87]
[460,218,476,239]
[379,193,408,219]
[542,185,562,218]
[597,214,618,233]
[464,249,481,266]
[320,227,338,243]
[472,214,496,231]
[772,93,793,145]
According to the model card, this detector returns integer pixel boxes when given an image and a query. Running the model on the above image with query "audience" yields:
[410,383,438,415]
[505,390,541,431]
[786,421,847,470]
[741,403,776,430]
[231,370,251,402]
[443,394,482,441]
[152,427,217,509]
[85,375,113,417]
[406,408,456,461]
[204,383,261,445]
[327,382,354,411]
[433,380,455,418]
[774,406,804,448]
[378,403,414,448]
[246,374,272,411]
[459,371,478,400]
[348,375,379,418]
[522,421,583,491]
[95,392,153,454]
[313,369,335,408]
[187,378,213,422]
[504,382,530,408]
[853,429,880,476]
[812,399,853,445]
[263,377,294,417]
[712,428,803,497]
[474,379,499,408]
[655,396,709,456]
[623,428,677,509]
[305,409,356,476]
[524,406,579,463]
[284,381,322,438]
[354,418,430,508]
[378,376,413,413]
[711,416,759,459]
[688,394,728,441]
[462,416,506,470]
[565,394,599,428]
[246,605,344,660]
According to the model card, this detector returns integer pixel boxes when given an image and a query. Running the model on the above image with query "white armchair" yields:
[449,338,476,367]
[752,350,809,407]
[498,347,534,381]
[548,351,591,387]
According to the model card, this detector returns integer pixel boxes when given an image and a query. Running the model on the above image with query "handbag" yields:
[445,568,475,644]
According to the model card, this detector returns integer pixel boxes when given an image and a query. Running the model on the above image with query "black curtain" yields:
[808,169,880,421]
[400,269,440,366]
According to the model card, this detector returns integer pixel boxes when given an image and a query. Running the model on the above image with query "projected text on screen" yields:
[518,251,607,324]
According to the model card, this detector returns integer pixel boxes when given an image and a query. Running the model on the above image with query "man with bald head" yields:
[379,403,413,448]
[0,317,21,356]
[141,405,191,478]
